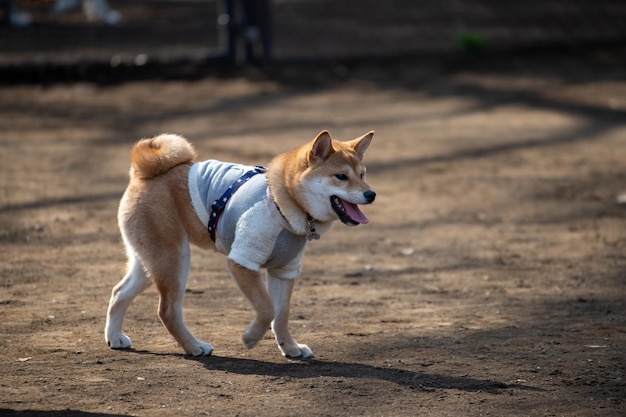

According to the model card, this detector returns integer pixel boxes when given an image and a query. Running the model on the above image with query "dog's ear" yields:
[310,130,335,162]
[348,131,374,160]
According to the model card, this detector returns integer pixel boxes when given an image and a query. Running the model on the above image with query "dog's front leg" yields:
[226,260,275,349]
[267,273,313,359]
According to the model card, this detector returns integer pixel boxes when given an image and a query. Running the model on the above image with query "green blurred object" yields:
[456,31,487,53]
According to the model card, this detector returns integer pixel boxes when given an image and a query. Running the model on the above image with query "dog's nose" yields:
[364,190,376,203]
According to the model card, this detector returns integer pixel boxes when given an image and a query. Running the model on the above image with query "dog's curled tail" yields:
[130,134,197,179]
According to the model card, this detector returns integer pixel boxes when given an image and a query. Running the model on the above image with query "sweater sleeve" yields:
[227,200,283,271]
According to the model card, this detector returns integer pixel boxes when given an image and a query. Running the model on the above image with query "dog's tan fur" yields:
[105,131,374,358]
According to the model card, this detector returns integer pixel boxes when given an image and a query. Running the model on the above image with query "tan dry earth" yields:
[1,53,625,416]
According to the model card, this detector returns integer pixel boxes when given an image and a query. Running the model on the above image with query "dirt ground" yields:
[1,50,626,416]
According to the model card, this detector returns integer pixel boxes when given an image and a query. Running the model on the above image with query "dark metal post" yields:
[216,0,272,66]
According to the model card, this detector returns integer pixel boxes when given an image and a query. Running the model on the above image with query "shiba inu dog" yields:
[105,130,375,358]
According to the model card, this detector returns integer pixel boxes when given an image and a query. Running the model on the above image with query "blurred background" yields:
[2,0,626,80]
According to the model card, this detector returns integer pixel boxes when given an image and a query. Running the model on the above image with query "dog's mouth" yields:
[331,196,369,226]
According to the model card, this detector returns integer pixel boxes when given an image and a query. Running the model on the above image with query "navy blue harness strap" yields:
[207,165,267,242]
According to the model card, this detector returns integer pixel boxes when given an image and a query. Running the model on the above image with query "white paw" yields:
[107,333,132,349]
[283,343,313,360]
[242,321,269,349]
[186,341,214,357]
[243,331,264,349]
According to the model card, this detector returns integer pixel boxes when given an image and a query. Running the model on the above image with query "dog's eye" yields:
[335,174,349,181]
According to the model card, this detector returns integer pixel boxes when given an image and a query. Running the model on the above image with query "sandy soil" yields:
[1,51,625,416]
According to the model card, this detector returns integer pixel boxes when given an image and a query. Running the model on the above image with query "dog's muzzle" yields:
[364,190,376,204]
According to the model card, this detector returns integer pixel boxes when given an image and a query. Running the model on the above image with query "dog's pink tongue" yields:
[344,200,369,224]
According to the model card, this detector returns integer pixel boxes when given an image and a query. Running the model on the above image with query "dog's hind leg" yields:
[105,250,151,349]
[150,239,214,356]
[267,273,313,359]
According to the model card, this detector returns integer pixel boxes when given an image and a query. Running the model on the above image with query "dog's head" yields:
[298,130,376,226]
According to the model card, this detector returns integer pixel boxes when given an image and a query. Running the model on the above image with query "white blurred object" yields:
[10,9,32,27]
[50,0,121,25]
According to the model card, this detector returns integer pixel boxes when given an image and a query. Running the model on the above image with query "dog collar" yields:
[207,165,267,242]
[269,189,320,241]
[305,216,321,241]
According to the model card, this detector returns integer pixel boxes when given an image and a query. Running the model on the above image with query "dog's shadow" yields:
[184,354,540,395]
